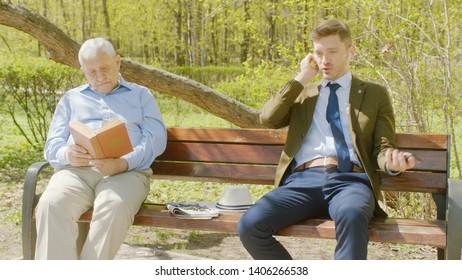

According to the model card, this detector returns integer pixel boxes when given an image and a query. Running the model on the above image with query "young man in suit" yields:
[237,19,416,260]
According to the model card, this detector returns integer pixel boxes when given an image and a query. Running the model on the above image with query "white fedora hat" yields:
[216,186,253,211]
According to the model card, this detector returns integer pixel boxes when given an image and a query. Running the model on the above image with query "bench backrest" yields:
[151,128,450,194]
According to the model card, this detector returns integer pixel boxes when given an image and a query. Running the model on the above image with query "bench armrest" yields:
[21,161,50,260]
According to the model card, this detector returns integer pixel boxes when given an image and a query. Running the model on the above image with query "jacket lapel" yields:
[349,76,366,118]
[349,76,366,147]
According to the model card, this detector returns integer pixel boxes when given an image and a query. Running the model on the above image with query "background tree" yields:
[0,1,262,129]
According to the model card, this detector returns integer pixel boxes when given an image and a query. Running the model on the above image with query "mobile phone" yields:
[310,60,318,69]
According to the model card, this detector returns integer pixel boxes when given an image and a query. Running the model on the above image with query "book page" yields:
[97,119,124,133]
[69,121,104,158]
[69,121,95,139]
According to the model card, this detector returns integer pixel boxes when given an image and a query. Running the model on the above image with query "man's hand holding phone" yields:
[295,54,319,86]
[310,59,318,69]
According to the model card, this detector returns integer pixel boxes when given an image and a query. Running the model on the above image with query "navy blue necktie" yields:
[326,82,351,172]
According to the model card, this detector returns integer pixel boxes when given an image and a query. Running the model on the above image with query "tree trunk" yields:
[240,0,250,63]
[81,0,87,41]
[101,0,111,38]
[0,1,262,128]
[175,0,185,66]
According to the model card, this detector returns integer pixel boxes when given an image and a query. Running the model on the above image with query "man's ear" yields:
[115,55,121,69]
[349,45,356,60]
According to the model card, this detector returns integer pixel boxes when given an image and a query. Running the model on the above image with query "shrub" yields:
[214,60,294,108]
[0,57,83,149]
[166,66,245,87]
[0,141,43,183]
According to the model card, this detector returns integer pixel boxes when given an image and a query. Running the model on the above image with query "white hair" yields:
[78,38,116,65]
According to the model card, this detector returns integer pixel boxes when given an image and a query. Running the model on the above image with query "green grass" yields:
[0,181,22,225]
[147,179,273,206]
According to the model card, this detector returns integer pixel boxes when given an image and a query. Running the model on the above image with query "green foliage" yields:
[0,25,38,57]
[214,60,294,108]
[0,112,44,183]
[0,57,83,149]
[0,143,43,182]
[166,66,245,87]
[158,97,235,128]
[381,192,436,219]
[0,180,23,226]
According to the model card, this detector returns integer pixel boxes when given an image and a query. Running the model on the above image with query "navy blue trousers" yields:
[237,167,375,260]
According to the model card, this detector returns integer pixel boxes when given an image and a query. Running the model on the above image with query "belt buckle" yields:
[324,163,338,173]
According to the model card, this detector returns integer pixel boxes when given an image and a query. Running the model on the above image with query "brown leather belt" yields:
[294,157,364,173]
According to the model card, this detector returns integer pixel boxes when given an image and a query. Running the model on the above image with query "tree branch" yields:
[0,1,263,128]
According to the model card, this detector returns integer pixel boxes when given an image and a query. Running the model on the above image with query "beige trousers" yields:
[34,166,151,260]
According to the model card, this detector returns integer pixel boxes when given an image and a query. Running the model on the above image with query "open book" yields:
[166,202,220,219]
[69,118,133,159]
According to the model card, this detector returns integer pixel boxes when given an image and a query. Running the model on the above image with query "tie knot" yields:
[327,82,341,93]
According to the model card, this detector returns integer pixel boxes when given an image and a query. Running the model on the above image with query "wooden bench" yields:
[22,127,462,259]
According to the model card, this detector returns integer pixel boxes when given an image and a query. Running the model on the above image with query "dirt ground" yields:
[0,221,438,260]
[122,226,438,260]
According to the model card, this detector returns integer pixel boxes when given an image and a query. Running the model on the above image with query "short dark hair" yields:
[310,19,352,46]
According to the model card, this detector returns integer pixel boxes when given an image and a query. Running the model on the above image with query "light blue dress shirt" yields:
[294,71,361,170]
[44,75,167,171]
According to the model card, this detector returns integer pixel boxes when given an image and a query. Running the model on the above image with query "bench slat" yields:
[157,142,282,164]
[157,143,447,172]
[167,127,287,144]
[166,129,449,151]
[151,162,447,193]
[395,133,449,150]
[379,172,447,194]
[151,162,277,185]
[78,204,446,248]
[400,150,447,172]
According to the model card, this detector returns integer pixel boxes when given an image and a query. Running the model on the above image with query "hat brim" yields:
[216,203,252,211]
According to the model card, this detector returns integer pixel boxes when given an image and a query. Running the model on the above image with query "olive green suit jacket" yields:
[260,77,396,201]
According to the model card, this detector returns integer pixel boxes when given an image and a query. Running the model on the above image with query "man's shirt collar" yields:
[322,71,352,89]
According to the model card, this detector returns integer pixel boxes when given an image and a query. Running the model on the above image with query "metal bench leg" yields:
[446,179,462,260]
